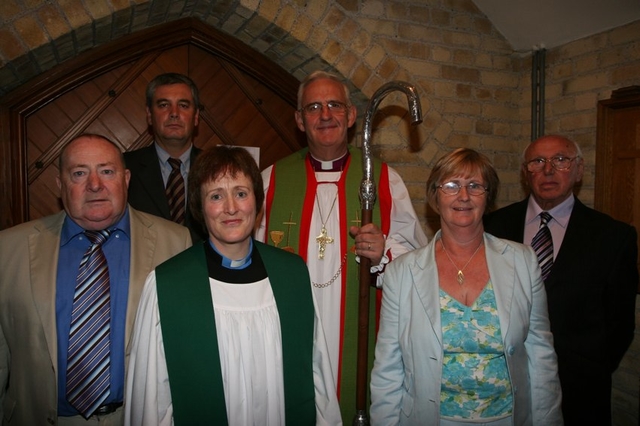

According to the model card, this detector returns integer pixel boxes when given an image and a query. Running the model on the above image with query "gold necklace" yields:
[312,254,347,288]
[315,192,338,259]
[441,239,483,285]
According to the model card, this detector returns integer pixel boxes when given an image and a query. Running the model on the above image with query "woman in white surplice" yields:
[125,146,341,426]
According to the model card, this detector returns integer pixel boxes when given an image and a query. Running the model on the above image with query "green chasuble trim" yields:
[156,241,315,425]
[266,147,382,421]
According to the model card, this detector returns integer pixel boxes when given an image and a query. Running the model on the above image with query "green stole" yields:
[264,147,385,421]
[156,241,316,425]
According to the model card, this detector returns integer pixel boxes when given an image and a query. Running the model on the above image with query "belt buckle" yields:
[93,402,123,416]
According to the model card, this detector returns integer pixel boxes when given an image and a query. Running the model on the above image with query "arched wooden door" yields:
[0,18,305,228]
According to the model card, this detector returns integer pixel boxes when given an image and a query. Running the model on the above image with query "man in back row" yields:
[0,134,191,425]
[256,70,428,420]
[125,73,206,242]
[484,134,638,425]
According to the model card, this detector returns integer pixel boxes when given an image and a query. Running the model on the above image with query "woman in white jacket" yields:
[370,148,562,426]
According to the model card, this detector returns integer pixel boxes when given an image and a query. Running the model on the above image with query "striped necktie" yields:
[66,229,111,418]
[166,158,186,225]
[531,212,553,281]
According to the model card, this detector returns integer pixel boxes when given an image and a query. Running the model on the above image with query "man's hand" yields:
[350,223,385,266]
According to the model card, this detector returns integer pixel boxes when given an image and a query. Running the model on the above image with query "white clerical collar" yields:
[208,239,253,270]
[308,152,349,171]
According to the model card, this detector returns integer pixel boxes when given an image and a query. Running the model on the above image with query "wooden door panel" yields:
[610,107,639,225]
[596,88,640,292]
[27,115,56,157]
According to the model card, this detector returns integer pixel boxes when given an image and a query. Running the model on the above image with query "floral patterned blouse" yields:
[439,281,513,420]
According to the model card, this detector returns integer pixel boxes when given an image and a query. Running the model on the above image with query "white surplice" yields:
[125,271,341,426]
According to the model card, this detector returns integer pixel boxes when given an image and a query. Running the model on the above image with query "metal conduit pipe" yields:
[531,46,547,140]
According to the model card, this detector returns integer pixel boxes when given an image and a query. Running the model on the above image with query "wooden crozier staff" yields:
[354,81,422,426]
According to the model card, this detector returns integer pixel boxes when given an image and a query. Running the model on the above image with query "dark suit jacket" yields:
[124,144,206,242]
[484,197,638,426]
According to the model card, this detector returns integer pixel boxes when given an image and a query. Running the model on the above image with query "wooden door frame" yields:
[0,17,300,229]
[596,85,640,293]
[595,86,640,213]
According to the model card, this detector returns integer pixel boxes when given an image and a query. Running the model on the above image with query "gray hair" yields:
[145,73,201,111]
[297,70,351,109]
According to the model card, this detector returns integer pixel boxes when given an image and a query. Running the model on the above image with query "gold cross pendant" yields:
[316,226,334,259]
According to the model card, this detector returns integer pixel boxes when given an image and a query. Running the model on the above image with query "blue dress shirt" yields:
[56,210,131,416]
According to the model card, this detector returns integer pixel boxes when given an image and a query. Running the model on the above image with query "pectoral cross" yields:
[316,226,334,259]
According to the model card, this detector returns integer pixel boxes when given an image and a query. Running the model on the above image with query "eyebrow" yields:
[68,161,117,169]
[155,97,192,104]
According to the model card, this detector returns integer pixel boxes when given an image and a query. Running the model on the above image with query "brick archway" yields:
[0,2,375,100]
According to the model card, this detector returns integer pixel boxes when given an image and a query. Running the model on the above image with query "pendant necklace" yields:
[315,192,338,260]
[441,239,483,285]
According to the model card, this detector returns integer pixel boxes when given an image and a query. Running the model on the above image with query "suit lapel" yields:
[505,199,528,243]
[126,207,156,348]
[30,212,66,372]
[551,199,586,271]
[411,234,443,345]
[189,146,201,163]
[136,146,171,217]
[485,234,514,340]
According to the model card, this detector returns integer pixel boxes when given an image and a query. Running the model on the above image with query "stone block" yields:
[14,16,49,50]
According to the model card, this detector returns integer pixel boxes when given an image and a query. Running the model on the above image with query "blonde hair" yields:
[426,148,499,213]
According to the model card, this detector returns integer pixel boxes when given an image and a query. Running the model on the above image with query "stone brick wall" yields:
[1,0,639,423]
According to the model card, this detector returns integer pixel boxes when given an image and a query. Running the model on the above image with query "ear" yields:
[575,157,584,182]
[194,108,200,126]
[124,169,131,189]
[295,110,305,132]
[146,106,152,126]
[347,104,357,128]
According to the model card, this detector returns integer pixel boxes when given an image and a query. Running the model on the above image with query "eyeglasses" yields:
[437,182,487,196]
[524,156,579,173]
[298,101,349,115]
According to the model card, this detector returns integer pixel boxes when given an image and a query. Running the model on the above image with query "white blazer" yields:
[370,231,563,426]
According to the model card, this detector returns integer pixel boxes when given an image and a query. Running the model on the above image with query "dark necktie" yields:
[166,158,186,225]
[531,212,553,281]
[67,229,111,418]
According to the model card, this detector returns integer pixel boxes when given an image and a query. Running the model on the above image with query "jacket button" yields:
[508,346,515,355]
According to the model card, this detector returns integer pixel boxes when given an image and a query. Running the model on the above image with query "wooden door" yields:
[0,18,305,229]
[596,86,640,292]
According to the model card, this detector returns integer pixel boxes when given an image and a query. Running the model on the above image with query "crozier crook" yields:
[354,81,422,425]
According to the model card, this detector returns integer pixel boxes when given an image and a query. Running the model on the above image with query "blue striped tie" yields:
[67,229,111,418]
[531,212,553,281]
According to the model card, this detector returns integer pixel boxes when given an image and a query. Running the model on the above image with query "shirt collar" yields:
[208,238,253,270]
[525,194,574,229]
[60,207,131,247]
[308,152,350,172]
[155,142,193,165]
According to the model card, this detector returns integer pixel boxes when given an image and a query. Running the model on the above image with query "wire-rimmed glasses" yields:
[437,181,487,196]
[524,156,579,173]
[298,101,349,115]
